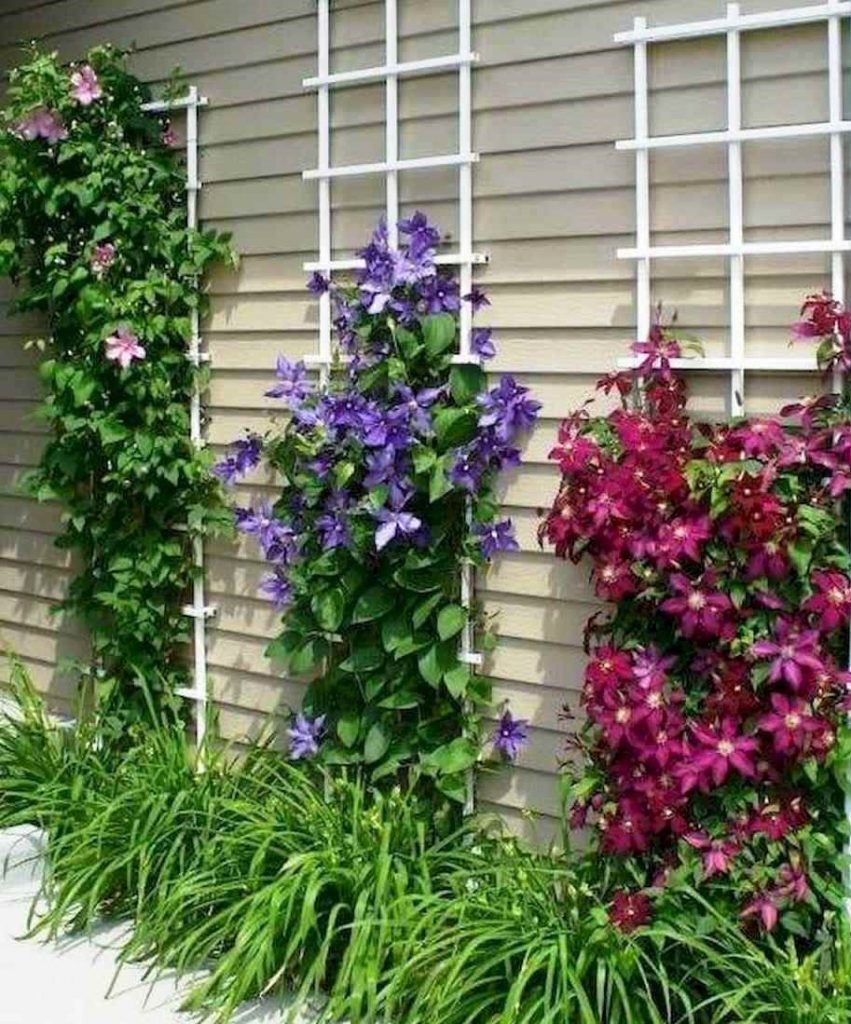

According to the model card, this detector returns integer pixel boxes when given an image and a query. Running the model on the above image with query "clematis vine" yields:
[222,214,538,799]
[542,300,851,941]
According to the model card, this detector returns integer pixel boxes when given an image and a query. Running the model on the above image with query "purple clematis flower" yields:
[475,519,520,559]
[258,572,293,610]
[316,490,351,550]
[213,433,263,486]
[471,327,496,360]
[478,376,541,442]
[235,504,298,564]
[374,504,423,552]
[464,287,490,313]
[450,450,483,492]
[364,446,397,487]
[287,713,326,760]
[266,355,311,407]
[492,710,529,761]
[399,211,441,259]
[421,274,461,315]
[390,385,442,436]
[307,271,330,295]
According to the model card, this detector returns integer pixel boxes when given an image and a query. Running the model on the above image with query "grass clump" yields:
[3,673,851,1024]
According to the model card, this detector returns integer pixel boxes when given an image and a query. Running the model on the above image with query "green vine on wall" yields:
[0,46,235,730]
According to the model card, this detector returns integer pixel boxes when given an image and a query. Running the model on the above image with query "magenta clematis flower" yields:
[751,619,825,691]
[608,890,653,933]
[757,693,821,755]
[90,241,116,277]
[104,326,146,369]
[660,574,733,639]
[804,570,851,631]
[684,830,739,878]
[682,718,759,790]
[741,891,779,932]
[69,64,102,106]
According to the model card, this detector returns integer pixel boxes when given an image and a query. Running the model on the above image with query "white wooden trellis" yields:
[302,0,484,808]
[141,89,214,753]
[616,0,851,900]
[616,0,849,415]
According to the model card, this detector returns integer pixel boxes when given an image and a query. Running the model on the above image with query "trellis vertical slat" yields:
[385,0,399,247]
[142,89,214,753]
[633,18,651,345]
[317,0,332,388]
[727,4,745,417]
[303,2,483,810]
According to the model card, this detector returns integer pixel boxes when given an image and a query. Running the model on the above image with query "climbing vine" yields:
[219,216,538,800]
[0,46,235,730]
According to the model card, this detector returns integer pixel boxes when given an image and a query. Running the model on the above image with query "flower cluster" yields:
[542,301,851,937]
[219,216,537,795]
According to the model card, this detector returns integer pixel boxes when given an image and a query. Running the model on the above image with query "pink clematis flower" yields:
[804,570,851,631]
[15,107,67,143]
[751,619,825,691]
[104,326,146,369]
[162,123,178,148]
[69,64,102,106]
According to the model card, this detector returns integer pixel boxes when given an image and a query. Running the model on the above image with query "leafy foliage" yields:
[223,216,538,796]
[540,300,851,941]
[0,46,235,728]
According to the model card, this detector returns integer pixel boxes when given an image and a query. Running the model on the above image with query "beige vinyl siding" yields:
[0,0,840,839]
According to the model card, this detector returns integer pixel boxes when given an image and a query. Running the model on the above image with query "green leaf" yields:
[433,407,478,451]
[435,772,468,803]
[429,457,453,503]
[290,637,327,675]
[422,313,457,357]
[364,722,390,764]
[437,603,466,641]
[393,567,446,593]
[337,713,360,748]
[425,736,479,775]
[396,325,421,360]
[443,664,470,699]
[352,585,395,623]
[412,592,443,630]
[340,646,384,673]
[417,641,456,687]
[312,588,345,632]
[381,611,409,652]
[377,688,421,709]
[449,363,486,404]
